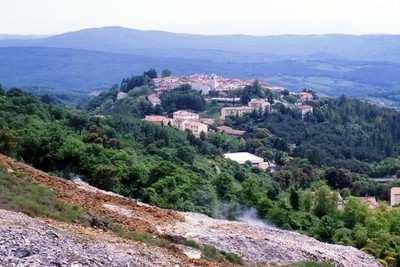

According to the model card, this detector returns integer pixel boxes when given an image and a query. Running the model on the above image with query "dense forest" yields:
[3,75,400,265]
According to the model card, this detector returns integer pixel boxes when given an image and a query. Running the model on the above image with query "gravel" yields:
[157,212,381,267]
[0,209,195,267]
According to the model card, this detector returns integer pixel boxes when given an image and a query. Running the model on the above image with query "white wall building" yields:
[224,152,273,171]
[248,98,271,112]
[220,106,254,120]
[173,110,199,121]
[181,120,208,137]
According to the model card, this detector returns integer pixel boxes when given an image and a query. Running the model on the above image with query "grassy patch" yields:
[201,244,243,264]
[0,169,85,223]
[111,223,172,248]
[183,238,243,265]
[184,239,201,249]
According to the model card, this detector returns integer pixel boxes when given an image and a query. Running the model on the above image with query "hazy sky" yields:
[2,0,400,35]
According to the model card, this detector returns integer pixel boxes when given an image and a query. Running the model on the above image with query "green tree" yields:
[301,190,314,212]
[240,81,265,105]
[342,197,368,229]
[289,187,300,210]
[161,69,172,77]
[333,228,353,245]
[316,215,342,242]
[214,174,236,201]
[160,84,206,112]
[352,224,368,248]
[144,68,158,79]
[313,185,337,218]
[177,146,195,164]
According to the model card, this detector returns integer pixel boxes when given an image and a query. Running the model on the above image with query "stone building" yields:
[248,98,271,112]
[144,115,171,126]
[298,92,313,102]
[180,120,208,137]
[296,105,313,118]
[391,187,400,206]
[220,106,253,120]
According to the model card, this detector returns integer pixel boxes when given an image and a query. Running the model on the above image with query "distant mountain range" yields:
[0,26,399,99]
[2,27,400,63]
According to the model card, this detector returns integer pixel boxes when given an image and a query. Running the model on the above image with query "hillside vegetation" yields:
[2,80,400,265]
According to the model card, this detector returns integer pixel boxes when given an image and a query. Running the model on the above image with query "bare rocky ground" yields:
[0,154,381,266]
[157,212,380,267]
[0,209,197,267]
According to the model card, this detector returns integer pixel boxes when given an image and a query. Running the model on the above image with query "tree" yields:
[333,228,353,245]
[161,69,172,78]
[301,190,313,212]
[240,81,265,104]
[313,185,337,218]
[144,69,158,79]
[121,75,152,92]
[289,187,300,210]
[342,197,368,228]
[268,206,290,229]
[40,94,59,104]
[0,129,17,155]
[316,215,342,242]
[160,84,206,112]
[325,168,352,189]
[353,224,368,248]
[214,174,236,201]
[177,146,195,164]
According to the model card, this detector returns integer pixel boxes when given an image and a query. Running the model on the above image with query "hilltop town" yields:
[143,74,314,134]
[140,73,314,171]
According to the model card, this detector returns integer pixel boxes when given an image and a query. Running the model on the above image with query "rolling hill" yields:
[1,27,400,63]
[1,46,400,98]
[0,26,400,102]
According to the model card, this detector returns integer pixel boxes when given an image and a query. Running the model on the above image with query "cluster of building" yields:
[142,75,319,173]
[217,92,315,121]
[144,110,208,137]
[150,74,314,119]
[152,74,280,96]
[293,91,314,118]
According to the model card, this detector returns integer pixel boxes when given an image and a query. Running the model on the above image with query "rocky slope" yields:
[0,154,380,266]
[158,212,376,266]
[0,209,197,267]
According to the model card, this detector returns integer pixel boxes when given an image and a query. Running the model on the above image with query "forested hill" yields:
[1,27,400,103]
[1,47,400,99]
[2,85,400,265]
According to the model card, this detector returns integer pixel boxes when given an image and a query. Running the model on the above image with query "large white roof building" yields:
[224,152,264,165]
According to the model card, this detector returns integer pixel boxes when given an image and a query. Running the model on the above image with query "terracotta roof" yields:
[358,197,379,209]
[144,115,170,123]
[217,126,246,136]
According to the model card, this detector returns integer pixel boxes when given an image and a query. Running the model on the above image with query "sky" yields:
[1,0,400,36]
